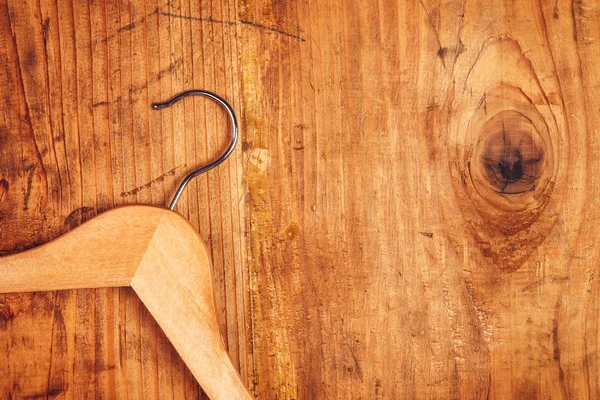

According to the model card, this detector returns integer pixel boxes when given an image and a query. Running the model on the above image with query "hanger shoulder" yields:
[131,211,252,400]
[0,205,167,293]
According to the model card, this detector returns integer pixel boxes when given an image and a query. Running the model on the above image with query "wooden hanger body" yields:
[0,205,251,400]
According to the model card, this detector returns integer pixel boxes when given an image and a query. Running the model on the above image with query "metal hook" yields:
[152,90,239,210]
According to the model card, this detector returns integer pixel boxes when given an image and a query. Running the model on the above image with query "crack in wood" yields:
[159,11,306,42]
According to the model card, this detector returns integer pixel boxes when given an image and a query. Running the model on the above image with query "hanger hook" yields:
[152,90,239,210]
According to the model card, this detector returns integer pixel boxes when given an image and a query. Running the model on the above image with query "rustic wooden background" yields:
[1,0,599,398]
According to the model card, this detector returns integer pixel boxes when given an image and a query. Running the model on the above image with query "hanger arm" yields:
[0,206,252,399]
[131,211,251,399]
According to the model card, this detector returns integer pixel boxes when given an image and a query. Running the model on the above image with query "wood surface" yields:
[1,0,600,399]
[0,205,252,399]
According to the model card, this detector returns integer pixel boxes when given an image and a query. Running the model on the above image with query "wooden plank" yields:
[1,0,600,398]
[240,0,600,398]
[0,0,248,398]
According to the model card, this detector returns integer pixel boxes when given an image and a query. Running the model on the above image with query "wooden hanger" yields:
[0,91,252,400]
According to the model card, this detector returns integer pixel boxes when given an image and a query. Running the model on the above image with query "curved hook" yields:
[152,90,239,210]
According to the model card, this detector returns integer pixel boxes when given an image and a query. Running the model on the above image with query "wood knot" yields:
[457,85,558,269]
[463,86,556,229]
[444,38,564,271]
[474,110,546,195]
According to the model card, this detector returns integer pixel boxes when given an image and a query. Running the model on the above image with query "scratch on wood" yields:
[93,59,183,104]
[159,11,306,42]
[154,58,183,82]
[100,11,156,43]
[552,300,568,399]
[23,164,35,211]
[121,166,181,197]
[92,101,109,108]
[418,0,446,68]
[117,21,137,33]
[345,343,364,382]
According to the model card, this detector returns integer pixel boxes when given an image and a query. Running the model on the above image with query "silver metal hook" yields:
[152,90,239,210]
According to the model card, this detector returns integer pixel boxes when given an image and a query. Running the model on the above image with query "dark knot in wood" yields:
[498,148,523,181]
[477,112,546,195]
[446,39,561,272]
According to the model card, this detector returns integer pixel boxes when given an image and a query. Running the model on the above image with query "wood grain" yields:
[241,0,600,398]
[2,0,600,399]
